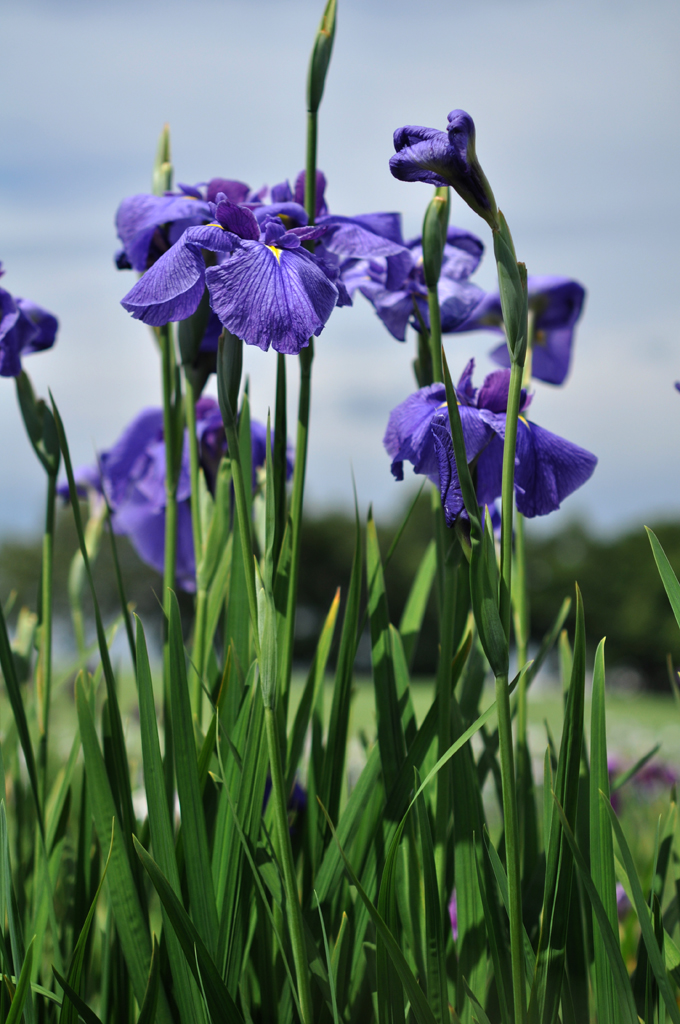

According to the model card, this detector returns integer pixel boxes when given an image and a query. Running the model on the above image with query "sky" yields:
[1,0,679,539]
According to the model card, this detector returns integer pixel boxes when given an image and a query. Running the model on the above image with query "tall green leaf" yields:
[168,592,219,954]
[134,838,245,1024]
[589,639,618,1024]
[136,618,203,1024]
[399,540,436,669]
[75,675,172,1022]
[529,587,586,1024]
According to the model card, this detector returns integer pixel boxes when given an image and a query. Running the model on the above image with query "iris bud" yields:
[152,123,173,196]
[421,186,450,289]
[307,0,337,114]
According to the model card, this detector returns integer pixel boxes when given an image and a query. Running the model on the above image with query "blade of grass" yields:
[168,592,219,954]
[319,801,438,1024]
[134,837,245,1024]
[605,796,680,1023]
[6,938,34,1024]
[136,618,203,1024]
[552,795,638,1024]
[589,638,618,1024]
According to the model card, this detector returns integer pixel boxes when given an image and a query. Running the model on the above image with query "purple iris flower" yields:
[0,264,58,378]
[384,360,597,523]
[114,178,254,272]
[389,110,498,229]
[120,194,342,354]
[59,398,291,590]
[346,226,485,341]
[462,276,586,386]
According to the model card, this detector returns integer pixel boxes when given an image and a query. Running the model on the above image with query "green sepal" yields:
[492,211,528,364]
[307,0,337,114]
[421,187,450,289]
[15,372,60,477]
[152,123,172,196]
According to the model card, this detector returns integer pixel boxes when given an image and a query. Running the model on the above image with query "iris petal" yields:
[205,242,338,354]
[514,419,597,517]
[121,225,237,326]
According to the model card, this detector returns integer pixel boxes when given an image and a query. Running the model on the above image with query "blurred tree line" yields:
[1,496,679,688]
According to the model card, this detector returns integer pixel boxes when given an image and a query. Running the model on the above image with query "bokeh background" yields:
[2,0,679,537]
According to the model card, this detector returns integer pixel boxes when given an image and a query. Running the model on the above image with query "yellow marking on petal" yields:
[207,222,225,230]
[519,415,530,428]
[266,245,283,262]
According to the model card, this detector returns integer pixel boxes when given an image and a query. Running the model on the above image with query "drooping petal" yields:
[439,278,486,333]
[441,226,485,280]
[114,498,196,592]
[317,214,408,260]
[115,193,211,271]
[271,180,293,203]
[390,126,454,187]
[100,408,165,508]
[359,282,418,342]
[14,299,58,354]
[383,383,447,480]
[514,419,597,517]
[205,241,338,354]
[121,224,238,326]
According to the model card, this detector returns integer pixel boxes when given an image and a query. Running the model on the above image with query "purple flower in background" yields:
[463,276,586,386]
[448,890,458,942]
[59,398,290,590]
[390,110,498,229]
[347,226,485,341]
[114,178,253,272]
[121,197,340,354]
[0,264,58,378]
[385,360,597,524]
[616,882,632,920]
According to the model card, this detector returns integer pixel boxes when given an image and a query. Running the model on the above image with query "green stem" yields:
[433,509,456,901]
[497,358,527,1024]
[280,344,313,707]
[222,417,261,663]
[185,375,206,718]
[160,324,179,807]
[427,286,443,383]
[264,706,314,1024]
[185,374,202,567]
[37,472,56,800]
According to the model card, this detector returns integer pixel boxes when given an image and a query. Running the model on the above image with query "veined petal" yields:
[252,202,308,228]
[360,284,416,341]
[121,224,237,326]
[205,242,338,354]
[206,178,250,204]
[431,418,465,525]
[317,214,407,259]
[514,419,597,517]
[383,383,446,480]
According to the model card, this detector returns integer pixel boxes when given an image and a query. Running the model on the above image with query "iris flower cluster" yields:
[384,360,597,525]
[0,263,58,378]
[117,170,408,356]
[63,398,290,590]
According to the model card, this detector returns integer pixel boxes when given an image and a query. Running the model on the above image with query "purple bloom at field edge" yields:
[390,110,498,229]
[385,359,597,523]
[58,398,290,590]
[0,264,58,378]
[466,276,586,386]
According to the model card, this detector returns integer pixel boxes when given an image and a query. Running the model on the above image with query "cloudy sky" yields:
[1,0,679,539]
